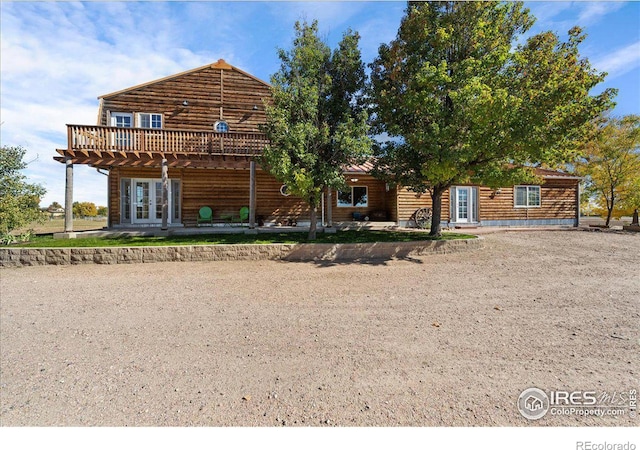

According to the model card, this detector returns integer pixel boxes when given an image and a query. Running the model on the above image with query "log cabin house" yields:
[54,60,581,231]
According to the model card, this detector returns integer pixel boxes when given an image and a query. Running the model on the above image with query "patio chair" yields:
[197,206,213,226]
[238,206,249,226]
[225,206,249,226]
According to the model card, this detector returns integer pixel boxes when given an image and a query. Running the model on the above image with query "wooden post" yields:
[326,188,333,227]
[64,157,73,232]
[575,181,581,227]
[161,159,169,230]
[249,160,256,228]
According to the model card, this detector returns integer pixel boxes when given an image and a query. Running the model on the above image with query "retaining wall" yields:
[0,238,481,268]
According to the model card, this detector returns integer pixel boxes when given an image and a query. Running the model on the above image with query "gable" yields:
[98,60,271,134]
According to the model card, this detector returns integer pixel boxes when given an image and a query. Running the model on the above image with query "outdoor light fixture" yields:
[350,178,359,183]
[252,105,258,111]
[182,100,189,107]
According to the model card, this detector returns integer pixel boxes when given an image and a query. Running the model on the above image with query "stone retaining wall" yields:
[0,238,481,268]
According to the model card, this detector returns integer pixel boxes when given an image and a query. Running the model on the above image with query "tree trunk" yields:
[605,201,614,227]
[429,187,446,237]
[605,187,614,227]
[308,206,317,240]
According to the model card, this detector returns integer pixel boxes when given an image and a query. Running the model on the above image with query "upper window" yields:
[214,121,229,133]
[514,185,541,208]
[139,113,162,129]
[110,112,132,128]
[337,186,368,207]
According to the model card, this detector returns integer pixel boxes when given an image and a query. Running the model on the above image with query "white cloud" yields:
[1,2,224,207]
[593,40,640,79]
[577,1,626,26]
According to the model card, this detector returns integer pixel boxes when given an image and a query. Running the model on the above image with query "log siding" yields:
[394,179,579,225]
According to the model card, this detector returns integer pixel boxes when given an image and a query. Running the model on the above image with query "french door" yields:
[454,186,477,223]
[133,179,167,224]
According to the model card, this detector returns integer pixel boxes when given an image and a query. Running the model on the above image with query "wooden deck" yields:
[66,125,268,156]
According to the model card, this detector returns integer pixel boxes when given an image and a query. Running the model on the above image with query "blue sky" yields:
[1,1,639,208]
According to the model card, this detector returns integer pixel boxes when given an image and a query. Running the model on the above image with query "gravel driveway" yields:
[1,231,638,426]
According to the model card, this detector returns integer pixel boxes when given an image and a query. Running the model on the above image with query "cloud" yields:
[577,1,626,26]
[0,2,225,206]
[593,40,640,79]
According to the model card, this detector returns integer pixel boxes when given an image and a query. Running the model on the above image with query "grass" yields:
[21,217,108,234]
[13,230,477,248]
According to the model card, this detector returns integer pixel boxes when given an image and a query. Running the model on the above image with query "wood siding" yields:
[395,179,578,223]
[330,175,390,222]
[397,188,450,222]
[109,167,314,226]
[99,63,270,135]
[108,169,398,226]
[478,179,578,221]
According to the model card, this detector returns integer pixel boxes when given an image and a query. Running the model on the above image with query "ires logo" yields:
[518,388,636,420]
[550,390,597,406]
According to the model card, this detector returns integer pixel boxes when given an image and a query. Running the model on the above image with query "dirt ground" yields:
[1,230,638,427]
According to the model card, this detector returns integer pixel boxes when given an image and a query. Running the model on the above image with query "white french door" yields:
[454,187,476,223]
[133,179,169,224]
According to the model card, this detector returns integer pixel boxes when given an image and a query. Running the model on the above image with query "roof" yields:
[342,160,581,179]
[531,167,582,180]
[98,59,271,99]
[343,160,375,174]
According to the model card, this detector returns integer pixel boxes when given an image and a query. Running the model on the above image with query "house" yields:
[54,60,580,231]
[525,395,545,412]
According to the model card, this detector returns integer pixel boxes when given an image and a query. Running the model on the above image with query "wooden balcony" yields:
[66,125,268,156]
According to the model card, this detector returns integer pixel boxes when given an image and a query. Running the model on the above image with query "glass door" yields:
[154,181,164,221]
[134,180,152,223]
[130,179,173,225]
[456,187,472,223]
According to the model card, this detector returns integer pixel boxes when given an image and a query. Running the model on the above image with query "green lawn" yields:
[21,217,108,234]
[13,230,476,248]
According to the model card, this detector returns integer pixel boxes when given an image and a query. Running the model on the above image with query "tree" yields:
[0,145,46,237]
[370,1,616,236]
[575,115,640,226]
[97,206,108,217]
[47,201,63,211]
[262,20,371,239]
[72,201,98,218]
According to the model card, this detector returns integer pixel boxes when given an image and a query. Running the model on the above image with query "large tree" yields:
[576,115,640,226]
[72,201,98,219]
[0,145,46,238]
[262,20,371,239]
[370,1,616,236]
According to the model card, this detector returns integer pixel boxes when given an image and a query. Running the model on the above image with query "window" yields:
[110,113,133,147]
[172,180,181,221]
[337,186,368,207]
[138,113,162,129]
[514,185,541,207]
[111,112,132,128]
[121,178,131,223]
[214,121,229,132]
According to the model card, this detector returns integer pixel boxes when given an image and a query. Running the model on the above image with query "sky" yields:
[1,1,639,208]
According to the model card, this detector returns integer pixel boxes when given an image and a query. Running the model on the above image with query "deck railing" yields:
[67,125,269,156]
